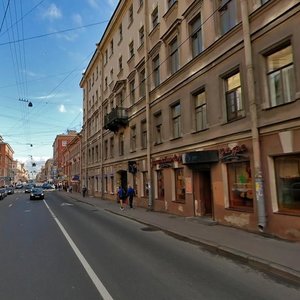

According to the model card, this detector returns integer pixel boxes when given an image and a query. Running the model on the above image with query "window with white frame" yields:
[190,14,202,57]
[153,55,160,87]
[225,71,243,122]
[219,0,238,35]
[171,102,181,138]
[194,89,207,131]
[169,37,179,74]
[266,44,295,107]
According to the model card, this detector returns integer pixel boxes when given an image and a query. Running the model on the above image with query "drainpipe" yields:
[240,0,266,231]
[144,2,153,209]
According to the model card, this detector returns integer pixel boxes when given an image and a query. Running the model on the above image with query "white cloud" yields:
[72,13,83,27]
[59,104,66,113]
[87,0,100,9]
[42,3,62,20]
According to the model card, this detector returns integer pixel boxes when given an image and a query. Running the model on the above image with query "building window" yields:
[169,37,179,74]
[227,161,253,210]
[154,112,162,144]
[110,137,114,158]
[219,0,238,35]
[225,71,243,122]
[141,120,147,149]
[139,26,144,46]
[104,49,108,64]
[171,102,181,138]
[119,133,124,156]
[119,56,123,72]
[130,126,136,152]
[157,170,164,200]
[274,155,300,213]
[105,77,108,89]
[174,168,185,202]
[110,176,114,194]
[104,140,108,160]
[95,145,99,162]
[194,90,207,131]
[104,176,108,192]
[129,4,133,25]
[119,24,123,42]
[129,41,134,58]
[153,55,160,87]
[139,68,146,98]
[130,79,135,104]
[168,0,177,9]
[152,6,158,28]
[110,39,114,56]
[266,44,295,107]
[190,14,202,57]
[110,68,114,83]
[143,172,149,197]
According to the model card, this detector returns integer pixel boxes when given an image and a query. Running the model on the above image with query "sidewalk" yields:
[61,191,300,284]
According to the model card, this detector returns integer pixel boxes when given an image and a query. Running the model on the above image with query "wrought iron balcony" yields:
[104,107,128,132]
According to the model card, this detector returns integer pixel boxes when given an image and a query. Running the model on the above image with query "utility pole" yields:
[241,0,267,231]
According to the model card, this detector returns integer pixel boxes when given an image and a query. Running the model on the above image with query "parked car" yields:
[24,185,34,193]
[0,188,7,200]
[30,188,44,200]
[15,183,23,189]
[42,183,55,190]
[6,186,15,195]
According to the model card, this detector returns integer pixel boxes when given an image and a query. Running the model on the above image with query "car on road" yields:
[42,183,55,190]
[15,183,23,189]
[30,188,44,200]
[6,186,15,195]
[24,185,34,193]
[0,188,7,200]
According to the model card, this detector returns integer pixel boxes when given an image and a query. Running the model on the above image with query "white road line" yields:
[43,200,113,300]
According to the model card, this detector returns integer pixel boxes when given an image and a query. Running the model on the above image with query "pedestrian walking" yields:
[126,185,135,208]
[118,186,126,210]
[82,186,87,197]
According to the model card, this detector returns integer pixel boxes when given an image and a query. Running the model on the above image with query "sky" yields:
[0,0,118,176]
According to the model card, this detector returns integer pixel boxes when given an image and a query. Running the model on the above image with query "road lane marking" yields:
[61,202,74,206]
[43,200,113,300]
[9,204,13,207]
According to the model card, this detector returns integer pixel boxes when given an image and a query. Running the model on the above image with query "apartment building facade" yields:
[80,0,300,240]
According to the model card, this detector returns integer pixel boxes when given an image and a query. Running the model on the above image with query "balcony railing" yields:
[104,107,128,132]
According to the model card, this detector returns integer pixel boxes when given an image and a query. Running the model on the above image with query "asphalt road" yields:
[0,191,299,300]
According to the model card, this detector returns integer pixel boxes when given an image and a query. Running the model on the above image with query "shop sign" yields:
[152,155,182,169]
[219,144,248,162]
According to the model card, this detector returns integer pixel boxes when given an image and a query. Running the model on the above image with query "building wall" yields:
[80,0,300,241]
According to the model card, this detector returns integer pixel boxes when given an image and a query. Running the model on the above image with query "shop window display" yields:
[228,161,253,209]
[275,155,300,213]
[175,168,185,202]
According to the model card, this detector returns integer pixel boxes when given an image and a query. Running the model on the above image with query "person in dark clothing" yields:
[118,186,126,210]
[82,186,87,197]
[126,185,135,208]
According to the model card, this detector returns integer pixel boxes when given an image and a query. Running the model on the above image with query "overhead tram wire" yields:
[0,0,47,38]
[0,20,110,47]
[0,0,10,33]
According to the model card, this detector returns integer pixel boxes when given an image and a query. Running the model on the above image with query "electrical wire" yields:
[0,0,10,33]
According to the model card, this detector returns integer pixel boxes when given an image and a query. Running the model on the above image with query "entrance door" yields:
[118,170,128,193]
[202,171,212,215]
